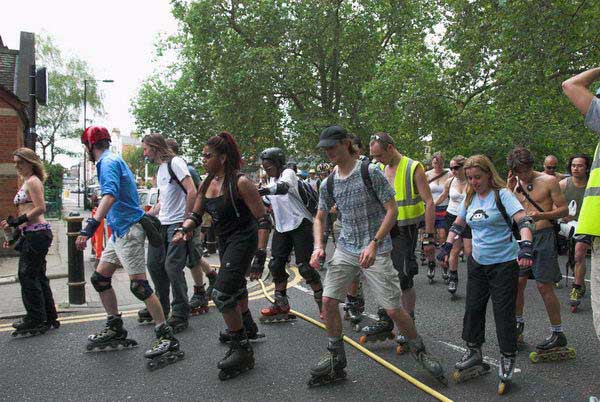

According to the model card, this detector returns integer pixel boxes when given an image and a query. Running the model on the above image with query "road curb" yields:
[0,272,68,286]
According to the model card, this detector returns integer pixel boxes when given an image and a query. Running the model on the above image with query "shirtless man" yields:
[507,147,570,355]
[543,155,565,181]
[559,155,592,311]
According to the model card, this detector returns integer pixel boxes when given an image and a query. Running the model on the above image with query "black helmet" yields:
[260,147,286,167]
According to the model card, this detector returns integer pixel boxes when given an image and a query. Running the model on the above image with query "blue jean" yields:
[147,223,190,319]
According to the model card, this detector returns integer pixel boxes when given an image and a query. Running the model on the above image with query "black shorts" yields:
[445,212,472,239]
[391,224,419,278]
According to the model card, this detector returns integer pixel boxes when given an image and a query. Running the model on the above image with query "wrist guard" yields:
[250,249,267,276]
[186,212,202,228]
[518,240,534,260]
[258,187,270,196]
[257,214,272,230]
[436,241,453,262]
[80,218,101,237]
[7,214,28,228]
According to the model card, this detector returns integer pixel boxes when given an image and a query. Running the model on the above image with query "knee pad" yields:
[399,274,414,291]
[212,288,243,312]
[297,263,321,285]
[130,279,154,301]
[268,257,289,284]
[91,271,112,293]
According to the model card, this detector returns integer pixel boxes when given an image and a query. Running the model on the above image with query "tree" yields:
[132,0,440,161]
[36,34,104,163]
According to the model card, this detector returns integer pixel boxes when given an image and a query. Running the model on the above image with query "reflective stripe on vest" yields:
[394,157,425,226]
[576,143,600,236]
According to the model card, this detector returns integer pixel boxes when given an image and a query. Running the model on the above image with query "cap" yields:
[309,169,316,174]
[317,125,348,148]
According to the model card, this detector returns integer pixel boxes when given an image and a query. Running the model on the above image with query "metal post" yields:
[26,64,37,150]
[77,162,81,208]
[83,80,88,209]
[66,216,86,304]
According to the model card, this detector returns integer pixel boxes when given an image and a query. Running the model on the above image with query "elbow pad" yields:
[257,214,273,230]
[7,214,28,228]
[273,182,289,195]
[449,223,465,237]
[517,216,535,234]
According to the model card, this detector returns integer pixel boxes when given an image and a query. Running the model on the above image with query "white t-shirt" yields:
[157,156,190,225]
[268,168,313,233]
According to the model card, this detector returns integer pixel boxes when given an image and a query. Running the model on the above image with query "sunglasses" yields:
[450,165,463,171]
[545,165,557,170]
[370,134,395,146]
[201,153,213,159]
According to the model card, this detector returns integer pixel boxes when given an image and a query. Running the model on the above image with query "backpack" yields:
[166,156,199,195]
[297,179,319,216]
[326,159,380,205]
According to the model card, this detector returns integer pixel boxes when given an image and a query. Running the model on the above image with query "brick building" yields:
[0,33,34,217]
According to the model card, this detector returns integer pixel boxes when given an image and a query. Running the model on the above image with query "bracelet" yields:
[422,232,435,240]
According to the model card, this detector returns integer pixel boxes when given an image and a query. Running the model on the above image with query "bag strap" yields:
[360,159,380,204]
[167,157,187,195]
[516,179,544,213]
[428,169,448,184]
[495,189,520,240]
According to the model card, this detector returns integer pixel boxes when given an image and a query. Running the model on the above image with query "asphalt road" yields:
[0,255,598,402]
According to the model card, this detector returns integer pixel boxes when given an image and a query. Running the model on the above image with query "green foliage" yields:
[43,162,64,218]
[36,34,104,163]
[43,162,64,190]
[132,0,600,171]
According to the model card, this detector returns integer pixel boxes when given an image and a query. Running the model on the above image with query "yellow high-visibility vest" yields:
[392,156,425,226]
[576,144,600,236]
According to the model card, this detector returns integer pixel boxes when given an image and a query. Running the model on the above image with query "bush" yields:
[43,162,65,219]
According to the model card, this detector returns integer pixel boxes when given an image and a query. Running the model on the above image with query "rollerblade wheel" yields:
[570,305,577,313]
[452,370,462,383]
[498,381,507,395]
[396,345,406,355]
[529,351,540,364]
[358,335,367,345]
[568,348,576,359]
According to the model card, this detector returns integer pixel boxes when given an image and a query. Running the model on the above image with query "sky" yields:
[2,0,179,167]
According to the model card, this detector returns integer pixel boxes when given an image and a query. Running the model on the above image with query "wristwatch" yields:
[372,238,380,244]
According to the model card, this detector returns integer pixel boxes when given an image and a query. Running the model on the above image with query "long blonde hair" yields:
[463,154,506,209]
[13,148,46,182]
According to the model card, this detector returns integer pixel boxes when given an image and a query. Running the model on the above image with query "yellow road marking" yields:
[0,266,302,332]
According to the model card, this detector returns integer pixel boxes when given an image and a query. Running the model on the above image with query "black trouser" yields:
[17,229,57,323]
[462,256,518,354]
[215,224,258,298]
[269,219,321,285]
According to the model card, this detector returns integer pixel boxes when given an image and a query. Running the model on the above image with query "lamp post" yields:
[83,79,113,209]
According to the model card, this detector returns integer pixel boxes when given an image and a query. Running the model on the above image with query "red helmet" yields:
[81,126,111,148]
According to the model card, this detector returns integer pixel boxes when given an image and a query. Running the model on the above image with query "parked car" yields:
[138,188,159,212]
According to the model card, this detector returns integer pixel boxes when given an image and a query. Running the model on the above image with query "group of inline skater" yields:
[2,67,600,395]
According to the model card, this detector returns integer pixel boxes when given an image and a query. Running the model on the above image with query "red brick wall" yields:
[0,97,25,217]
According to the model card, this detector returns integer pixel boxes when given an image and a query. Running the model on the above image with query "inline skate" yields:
[447,270,458,299]
[137,307,153,324]
[452,344,490,383]
[87,315,138,351]
[359,308,394,345]
[497,353,516,395]
[167,315,189,334]
[427,261,436,284]
[569,284,585,313]
[220,310,265,343]
[408,336,447,386]
[11,318,48,338]
[218,330,254,380]
[529,332,576,363]
[145,323,184,370]
[190,285,209,315]
[343,295,365,332]
[308,339,347,387]
[260,291,296,323]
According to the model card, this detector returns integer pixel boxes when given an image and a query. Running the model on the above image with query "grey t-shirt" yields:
[319,160,395,256]
[585,97,600,134]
